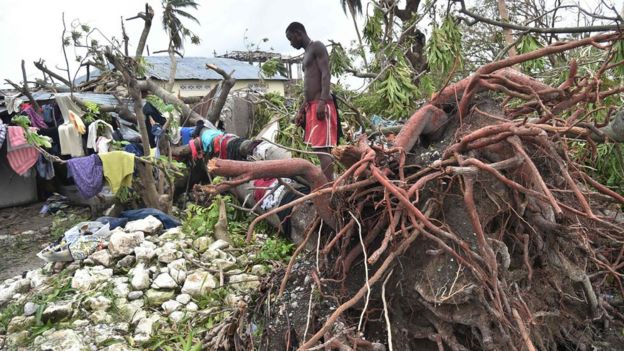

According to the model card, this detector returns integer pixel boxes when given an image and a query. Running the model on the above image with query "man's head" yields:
[285,22,307,50]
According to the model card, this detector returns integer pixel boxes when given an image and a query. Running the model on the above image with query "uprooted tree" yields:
[198,30,624,350]
[11,0,624,349]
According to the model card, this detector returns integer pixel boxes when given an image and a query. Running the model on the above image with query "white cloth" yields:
[87,120,114,150]
[95,136,111,153]
[259,179,294,211]
[5,95,24,114]
[55,95,85,156]
[58,123,84,156]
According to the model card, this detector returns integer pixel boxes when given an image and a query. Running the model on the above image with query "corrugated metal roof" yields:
[145,56,288,81]
[25,92,128,106]
[75,56,288,84]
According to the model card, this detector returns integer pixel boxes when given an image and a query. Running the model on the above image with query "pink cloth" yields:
[6,126,39,175]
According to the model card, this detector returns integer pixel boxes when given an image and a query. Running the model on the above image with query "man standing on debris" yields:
[286,22,338,181]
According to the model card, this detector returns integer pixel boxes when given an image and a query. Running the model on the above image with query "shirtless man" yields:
[285,22,337,181]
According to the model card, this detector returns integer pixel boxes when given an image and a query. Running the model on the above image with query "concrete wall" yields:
[161,79,285,97]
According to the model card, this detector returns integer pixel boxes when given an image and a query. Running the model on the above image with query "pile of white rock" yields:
[0,215,269,350]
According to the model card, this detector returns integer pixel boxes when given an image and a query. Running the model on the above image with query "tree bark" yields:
[496,0,517,57]
[33,60,72,88]
[206,64,236,125]
[166,46,177,92]
[137,78,216,128]
[129,3,154,60]
[208,158,336,229]
[105,49,162,210]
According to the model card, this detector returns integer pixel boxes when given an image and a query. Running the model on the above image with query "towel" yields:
[6,126,39,175]
[98,151,135,194]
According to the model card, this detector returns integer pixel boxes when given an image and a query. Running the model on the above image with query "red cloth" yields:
[304,100,338,148]
[253,178,277,202]
[220,135,234,159]
[212,134,224,158]
[189,138,202,160]
[6,126,39,175]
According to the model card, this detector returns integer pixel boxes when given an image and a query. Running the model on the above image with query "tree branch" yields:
[206,64,236,125]
[33,60,72,88]
[456,0,623,34]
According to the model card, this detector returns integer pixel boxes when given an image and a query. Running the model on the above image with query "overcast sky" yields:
[0,0,365,89]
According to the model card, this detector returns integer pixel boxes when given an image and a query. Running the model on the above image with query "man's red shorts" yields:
[304,100,338,149]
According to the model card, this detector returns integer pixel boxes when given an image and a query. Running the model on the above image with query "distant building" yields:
[76,56,289,97]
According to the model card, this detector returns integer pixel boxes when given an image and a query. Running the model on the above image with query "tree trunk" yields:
[137,79,216,128]
[131,3,154,60]
[105,50,162,210]
[496,0,517,57]
[207,158,336,229]
[206,64,236,125]
[349,4,368,68]
[166,46,177,92]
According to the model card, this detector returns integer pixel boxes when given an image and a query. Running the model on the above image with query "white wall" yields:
[161,79,285,97]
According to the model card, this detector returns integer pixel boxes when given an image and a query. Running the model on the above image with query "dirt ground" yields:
[0,202,53,236]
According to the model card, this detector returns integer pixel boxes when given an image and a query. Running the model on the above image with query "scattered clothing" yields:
[86,120,114,152]
[99,151,135,194]
[303,99,339,148]
[152,124,163,158]
[58,122,85,157]
[120,208,181,229]
[36,154,55,180]
[143,101,167,147]
[42,104,58,126]
[189,138,202,160]
[56,96,85,157]
[37,222,111,262]
[0,123,6,149]
[95,216,128,230]
[220,135,236,159]
[124,143,144,157]
[259,180,293,211]
[95,136,111,153]
[69,110,86,135]
[6,126,39,175]
[200,128,224,154]
[227,137,246,160]
[253,178,279,202]
[241,139,263,158]
[22,105,48,129]
[5,95,23,114]
[66,154,104,199]
[180,127,195,145]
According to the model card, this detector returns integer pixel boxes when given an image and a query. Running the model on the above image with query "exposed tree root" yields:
[196,32,624,351]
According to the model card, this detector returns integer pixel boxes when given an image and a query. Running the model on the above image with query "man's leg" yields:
[318,148,334,181]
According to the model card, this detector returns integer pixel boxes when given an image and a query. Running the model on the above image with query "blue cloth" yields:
[200,129,224,155]
[42,105,56,125]
[152,124,163,158]
[95,216,128,229]
[120,208,181,229]
[124,143,144,157]
[180,127,194,145]
[36,154,55,180]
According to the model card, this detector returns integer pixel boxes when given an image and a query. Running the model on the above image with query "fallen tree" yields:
[197,31,624,351]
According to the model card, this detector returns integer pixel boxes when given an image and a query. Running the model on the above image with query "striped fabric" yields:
[6,126,39,175]
[0,123,6,148]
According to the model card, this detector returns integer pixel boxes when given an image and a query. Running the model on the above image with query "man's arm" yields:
[314,42,331,120]
[315,42,331,102]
